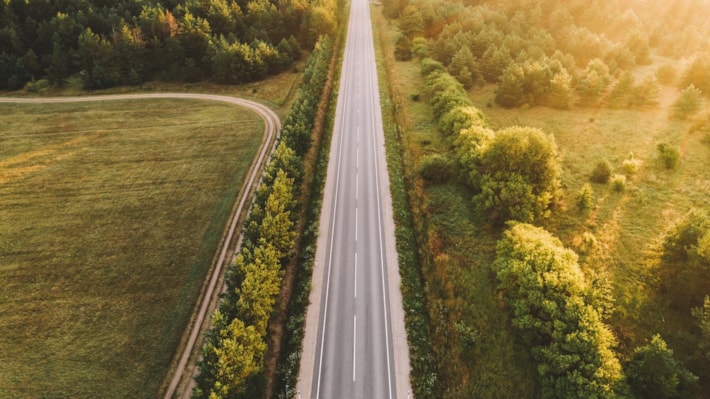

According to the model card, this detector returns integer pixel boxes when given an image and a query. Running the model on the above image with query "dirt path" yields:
[0,93,281,399]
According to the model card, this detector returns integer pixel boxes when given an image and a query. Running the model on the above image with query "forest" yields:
[0,0,337,89]
[379,0,710,398]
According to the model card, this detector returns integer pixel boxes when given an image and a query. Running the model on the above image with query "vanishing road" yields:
[0,93,280,399]
[298,0,411,398]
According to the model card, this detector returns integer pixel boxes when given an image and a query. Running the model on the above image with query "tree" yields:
[480,45,511,83]
[692,296,710,360]
[307,5,336,45]
[494,224,627,398]
[606,71,635,108]
[205,316,267,398]
[472,126,561,224]
[411,37,429,59]
[591,160,612,184]
[626,334,698,398]
[577,58,611,102]
[546,68,572,109]
[45,37,70,86]
[394,35,412,61]
[399,5,424,38]
[680,52,710,95]
[576,183,594,211]
[448,46,479,88]
[672,84,703,119]
[660,209,710,308]
[631,75,660,107]
[626,29,651,65]
[496,62,526,107]
[656,143,680,170]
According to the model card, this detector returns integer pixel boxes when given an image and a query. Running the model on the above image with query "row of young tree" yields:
[192,35,332,399]
[419,57,560,226]
[387,0,710,109]
[0,0,339,89]
[417,54,702,398]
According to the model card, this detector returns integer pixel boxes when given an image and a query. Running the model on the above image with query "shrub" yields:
[473,126,561,224]
[395,35,413,61]
[411,37,430,59]
[580,231,598,253]
[656,143,680,170]
[591,160,613,183]
[610,174,627,192]
[672,84,703,119]
[622,158,641,175]
[626,334,698,399]
[439,106,485,136]
[576,183,594,211]
[421,57,446,76]
[418,154,455,183]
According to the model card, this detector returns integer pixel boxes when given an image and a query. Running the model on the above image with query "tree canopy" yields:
[0,0,336,89]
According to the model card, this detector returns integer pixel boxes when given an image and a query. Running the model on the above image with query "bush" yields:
[591,160,613,183]
[657,143,680,169]
[438,106,485,136]
[580,231,598,253]
[576,183,594,211]
[672,84,703,119]
[421,57,446,76]
[610,174,627,192]
[626,334,698,399]
[622,157,641,175]
[418,154,455,183]
[395,35,413,61]
[473,126,561,224]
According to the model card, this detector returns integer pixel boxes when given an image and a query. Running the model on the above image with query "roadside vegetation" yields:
[192,28,337,398]
[0,99,264,398]
[377,0,710,397]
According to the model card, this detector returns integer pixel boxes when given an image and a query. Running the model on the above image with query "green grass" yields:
[475,84,710,374]
[0,99,264,398]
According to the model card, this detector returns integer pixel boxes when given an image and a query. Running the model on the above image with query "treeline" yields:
[0,0,339,89]
[415,51,701,398]
[419,57,560,226]
[192,34,333,399]
[386,0,710,109]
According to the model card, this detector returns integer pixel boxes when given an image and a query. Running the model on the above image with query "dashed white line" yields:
[353,314,357,382]
[354,252,358,299]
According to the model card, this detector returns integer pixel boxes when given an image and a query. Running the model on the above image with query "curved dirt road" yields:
[0,93,281,399]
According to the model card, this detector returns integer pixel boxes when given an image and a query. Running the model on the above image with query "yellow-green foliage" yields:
[495,224,627,399]
[194,35,334,399]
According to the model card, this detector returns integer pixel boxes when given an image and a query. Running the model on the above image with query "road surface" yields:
[0,93,281,399]
[297,0,411,398]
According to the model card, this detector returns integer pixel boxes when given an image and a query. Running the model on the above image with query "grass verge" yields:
[0,99,263,398]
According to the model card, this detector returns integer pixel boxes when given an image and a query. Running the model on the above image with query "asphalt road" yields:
[299,0,411,397]
[0,93,281,399]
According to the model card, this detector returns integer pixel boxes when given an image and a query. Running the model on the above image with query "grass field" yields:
[474,84,710,370]
[374,7,710,397]
[0,99,263,398]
